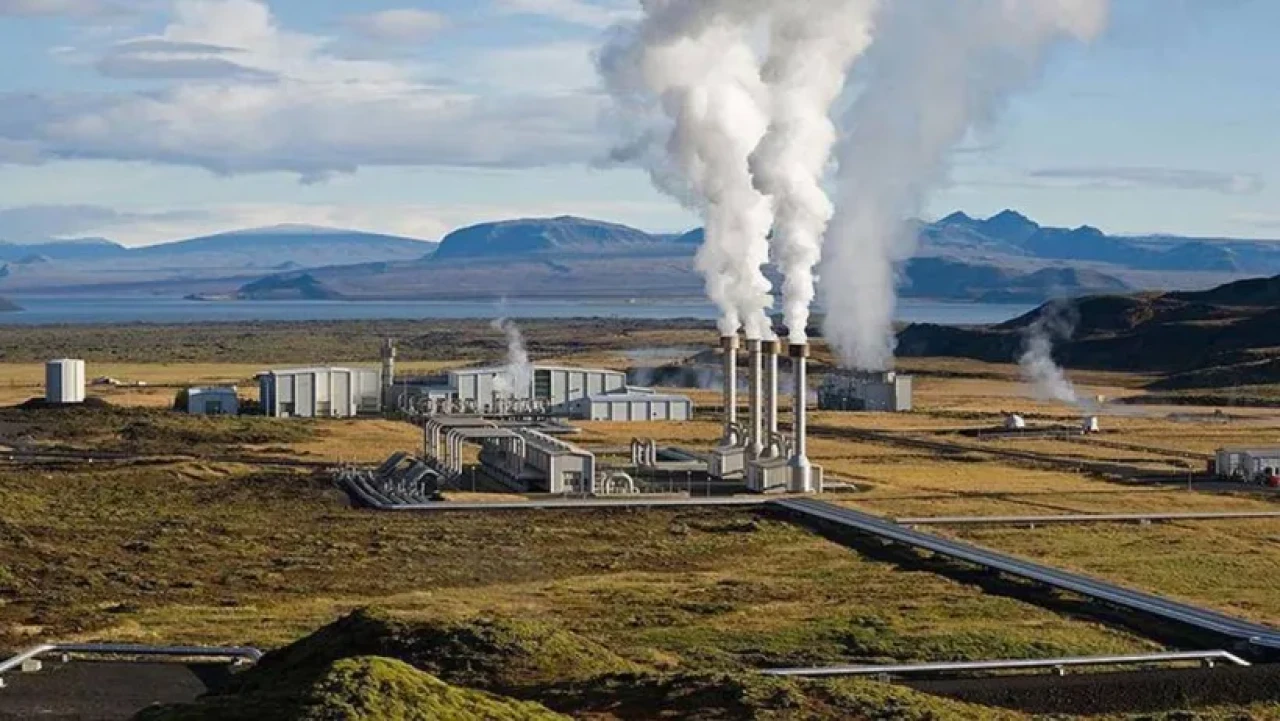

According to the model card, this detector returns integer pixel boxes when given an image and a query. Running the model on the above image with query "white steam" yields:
[749,0,878,344]
[1018,301,1078,405]
[491,317,533,397]
[599,0,775,339]
[821,0,1109,370]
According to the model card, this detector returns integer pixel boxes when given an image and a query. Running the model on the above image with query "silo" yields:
[45,359,86,404]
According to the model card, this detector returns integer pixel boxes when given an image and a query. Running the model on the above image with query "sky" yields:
[0,0,1275,246]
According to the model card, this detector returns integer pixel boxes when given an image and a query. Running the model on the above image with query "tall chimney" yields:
[747,338,763,460]
[381,337,397,412]
[789,343,812,493]
[763,340,779,457]
[721,335,740,446]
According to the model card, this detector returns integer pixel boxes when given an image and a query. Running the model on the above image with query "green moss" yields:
[234,608,635,697]
[135,657,567,721]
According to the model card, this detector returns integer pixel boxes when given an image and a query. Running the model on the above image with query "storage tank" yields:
[45,359,86,404]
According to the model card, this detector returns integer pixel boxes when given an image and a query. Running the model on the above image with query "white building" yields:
[446,365,626,409]
[186,387,239,416]
[45,359,86,404]
[568,391,693,422]
[258,367,381,418]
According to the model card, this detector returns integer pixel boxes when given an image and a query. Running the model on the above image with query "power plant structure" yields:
[819,370,913,413]
[712,335,822,494]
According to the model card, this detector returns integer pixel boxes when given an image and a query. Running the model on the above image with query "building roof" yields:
[1218,447,1280,455]
[188,386,238,394]
[450,364,624,377]
[580,392,693,403]
[259,366,378,377]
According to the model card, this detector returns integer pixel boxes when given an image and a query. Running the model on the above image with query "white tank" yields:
[46,359,86,404]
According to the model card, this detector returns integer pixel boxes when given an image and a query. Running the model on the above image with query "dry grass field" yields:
[3,323,1280,718]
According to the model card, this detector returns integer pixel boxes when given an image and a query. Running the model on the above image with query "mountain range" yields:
[1,212,1276,303]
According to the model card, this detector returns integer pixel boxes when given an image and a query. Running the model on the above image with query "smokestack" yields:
[721,335,740,446]
[747,339,763,460]
[381,337,396,412]
[763,339,779,457]
[789,343,812,493]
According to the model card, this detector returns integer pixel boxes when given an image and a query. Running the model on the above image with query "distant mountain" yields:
[432,216,680,262]
[922,209,1278,273]
[895,274,1280,390]
[0,237,128,262]
[0,296,20,312]
[2,211,1277,303]
[235,272,344,300]
[0,226,437,293]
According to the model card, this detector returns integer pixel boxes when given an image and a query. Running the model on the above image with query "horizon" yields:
[0,1,1275,247]
[6,208,1280,250]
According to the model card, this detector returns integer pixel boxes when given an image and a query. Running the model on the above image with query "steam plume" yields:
[491,317,533,397]
[749,0,879,344]
[1018,301,1078,405]
[599,0,775,338]
[821,0,1109,370]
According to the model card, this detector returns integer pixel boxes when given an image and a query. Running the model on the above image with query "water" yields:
[0,295,1033,327]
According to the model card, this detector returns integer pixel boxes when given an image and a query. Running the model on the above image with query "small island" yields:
[0,296,23,312]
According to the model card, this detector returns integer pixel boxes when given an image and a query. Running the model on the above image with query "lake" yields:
[0,296,1034,327]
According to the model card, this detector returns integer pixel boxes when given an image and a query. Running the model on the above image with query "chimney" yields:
[721,335,740,446]
[788,343,812,493]
[747,338,763,460]
[381,337,397,412]
[763,340,779,457]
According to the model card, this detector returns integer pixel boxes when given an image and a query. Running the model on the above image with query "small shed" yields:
[186,387,239,416]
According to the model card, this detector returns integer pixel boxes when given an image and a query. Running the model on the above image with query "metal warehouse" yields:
[819,370,913,413]
[567,391,693,422]
[258,367,381,418]
[186,386,239,416]
[447,365,626,408]
[45,359,86,405]
[1214,447,1280,480]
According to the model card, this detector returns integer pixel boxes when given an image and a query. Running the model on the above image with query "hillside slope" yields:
[896,275,1280,389]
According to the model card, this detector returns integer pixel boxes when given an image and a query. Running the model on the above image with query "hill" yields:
[432,216,677,261]
[896,274,1280,390]
[0,226,437,293]
[235,273,345,300]
[0,296,20,312]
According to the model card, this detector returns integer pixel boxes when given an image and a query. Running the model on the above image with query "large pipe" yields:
[763,340,779,458]
[747,339,763,460]
[789,343,811,493]
[721,335,740,445]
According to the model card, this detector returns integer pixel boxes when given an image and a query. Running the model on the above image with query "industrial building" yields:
[1213,447,1280,481]
[448,365,625,407]
[258,367,381,418]
[819,370,913,413]
[45,359,86,404]
[567,390,693,422]
[185,387,239,416]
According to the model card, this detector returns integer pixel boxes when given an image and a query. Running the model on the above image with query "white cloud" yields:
[347,8,449,44]
[492,0,638,29]
[1029,167,1265,195]
[470,41,600,92]
[0,0,606,180]
[0,0,121,16]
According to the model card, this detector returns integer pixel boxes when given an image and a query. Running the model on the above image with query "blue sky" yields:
[0,0,1275,246]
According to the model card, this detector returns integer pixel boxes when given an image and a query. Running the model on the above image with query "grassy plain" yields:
[2,320,1280,717]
